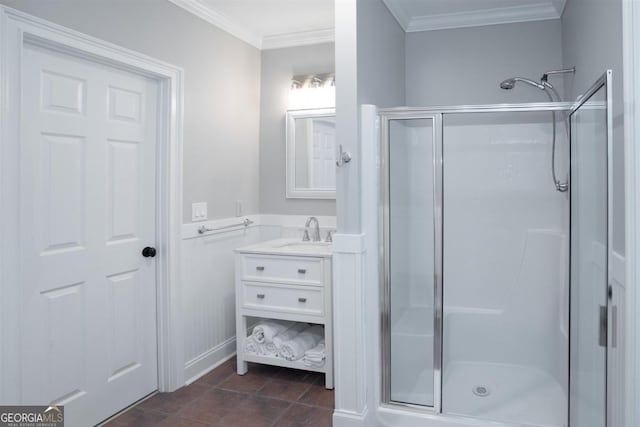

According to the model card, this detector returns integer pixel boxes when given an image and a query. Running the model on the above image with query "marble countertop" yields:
[235,238,333,258]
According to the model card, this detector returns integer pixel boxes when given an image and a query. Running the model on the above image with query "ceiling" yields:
[167,0,335,50]
[382,0,567,32]
[167,0,566,50]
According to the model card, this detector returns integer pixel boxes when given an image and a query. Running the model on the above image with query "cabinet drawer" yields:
[241,255,322,284]
[241,282,324,316]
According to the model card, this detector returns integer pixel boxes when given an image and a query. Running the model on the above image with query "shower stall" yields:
[379,71,613,427]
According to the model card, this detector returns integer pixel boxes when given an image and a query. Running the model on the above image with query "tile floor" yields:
[104,357,334,427]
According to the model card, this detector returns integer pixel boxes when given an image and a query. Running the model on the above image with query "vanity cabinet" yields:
[234,240,333,389]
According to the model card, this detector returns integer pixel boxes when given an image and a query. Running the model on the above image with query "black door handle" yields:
[142,247,156,258]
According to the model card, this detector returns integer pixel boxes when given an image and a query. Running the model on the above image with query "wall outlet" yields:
[236,200,243,217]
[191,202,208,222]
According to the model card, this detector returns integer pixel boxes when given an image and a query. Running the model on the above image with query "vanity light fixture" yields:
[289,73,335,110]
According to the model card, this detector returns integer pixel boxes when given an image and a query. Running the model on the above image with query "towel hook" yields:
[336,144,352,167]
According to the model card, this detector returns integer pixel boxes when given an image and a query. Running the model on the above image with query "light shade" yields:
[289,74,335,110]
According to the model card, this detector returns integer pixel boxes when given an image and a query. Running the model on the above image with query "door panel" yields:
[20,42,158,426]
[386,117,438,407]
[569,72,611,427]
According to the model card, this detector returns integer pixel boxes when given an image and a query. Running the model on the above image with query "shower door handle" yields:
[611,305,618,348]
[598,305,607,348]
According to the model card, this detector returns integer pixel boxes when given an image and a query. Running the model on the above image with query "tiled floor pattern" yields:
[104,357,334,427]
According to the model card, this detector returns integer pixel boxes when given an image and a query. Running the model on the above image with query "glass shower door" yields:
[569,71,612,427]
[382,116,442,408]
[441,110,569,427]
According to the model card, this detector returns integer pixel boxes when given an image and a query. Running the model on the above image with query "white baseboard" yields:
[333,409,369,427]
[183,336,236,384]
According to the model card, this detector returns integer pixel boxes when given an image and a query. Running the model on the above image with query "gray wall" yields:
[562,0,625,254]
[405,20,564,106]
[334,0,405,233]
[403,8,625,254]
[357,0,406,108]
[0,0,262,223]
[259,43,336,216]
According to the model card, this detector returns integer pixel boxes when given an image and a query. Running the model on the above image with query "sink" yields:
[274,241,331,250]
[235,238,332,257]
[272,240,332,254]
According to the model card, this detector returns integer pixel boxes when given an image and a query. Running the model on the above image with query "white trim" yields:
[332,235,368,416]
[333,233,366,254]
[166,0,262,49]
[382,1,566,33]
[181,214,337,240]
[623,1,640,426]
[331,111,376,423]
[286,108,337,200]
[262,28,335,50]
[166,0,334,50]
[333,409,369,427]
[0,6,185,401]
[258,214,337,230]
[380,0,411,30]
[550,0,567,16]
[184,336,236,385]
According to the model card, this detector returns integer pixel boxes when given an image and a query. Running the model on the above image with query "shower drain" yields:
[472,385,490,397]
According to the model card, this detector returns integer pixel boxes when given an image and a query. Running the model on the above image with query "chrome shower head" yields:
[499,77,545,91]
[500,78,516,90]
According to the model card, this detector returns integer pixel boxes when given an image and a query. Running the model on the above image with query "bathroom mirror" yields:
[286,108,336,199]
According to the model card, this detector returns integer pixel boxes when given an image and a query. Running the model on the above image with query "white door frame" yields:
[623,1,640,427]
[0,6,185,402]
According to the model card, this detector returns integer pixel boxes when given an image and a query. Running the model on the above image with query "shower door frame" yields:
[567,70,614,427]
[379,111,444,411]
[379,101,574,418]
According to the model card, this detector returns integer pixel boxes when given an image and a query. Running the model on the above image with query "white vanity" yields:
[234,238,334,388]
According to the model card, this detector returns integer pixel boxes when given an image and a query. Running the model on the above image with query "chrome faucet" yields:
[303,216,321,242]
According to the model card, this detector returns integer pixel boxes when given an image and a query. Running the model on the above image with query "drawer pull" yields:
[256,266,265,271]
[298,297,307,303]
[297,268,307,274]
[257,294,265,299]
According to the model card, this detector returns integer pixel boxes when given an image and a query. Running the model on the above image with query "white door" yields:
[19,41,159,426]
[310,119,336,188]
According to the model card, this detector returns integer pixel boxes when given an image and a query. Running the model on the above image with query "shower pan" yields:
[379,71,614,427]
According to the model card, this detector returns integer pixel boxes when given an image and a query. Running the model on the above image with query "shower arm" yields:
[499,68,574,193]
[541,67,576,83]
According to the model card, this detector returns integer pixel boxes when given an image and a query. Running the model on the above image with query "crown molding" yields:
[551,0,568,16]
[262,28,334,50]
[167,0,262,48]
[381,0,411,30]
[383,0,567,33]
[167,0,334,50]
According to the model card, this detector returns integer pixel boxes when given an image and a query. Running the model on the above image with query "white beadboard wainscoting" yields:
[181,214,336,384]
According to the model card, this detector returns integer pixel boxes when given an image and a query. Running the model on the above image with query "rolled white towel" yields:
[265,342,279,356]
[304,340,325,359]
[303,340,326,367]
[245,335,280,357]
[273,323,308,350]
[265,322,308,356]
[252,319,293,344]
[244,336,265,355]
[280,325,324,361]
